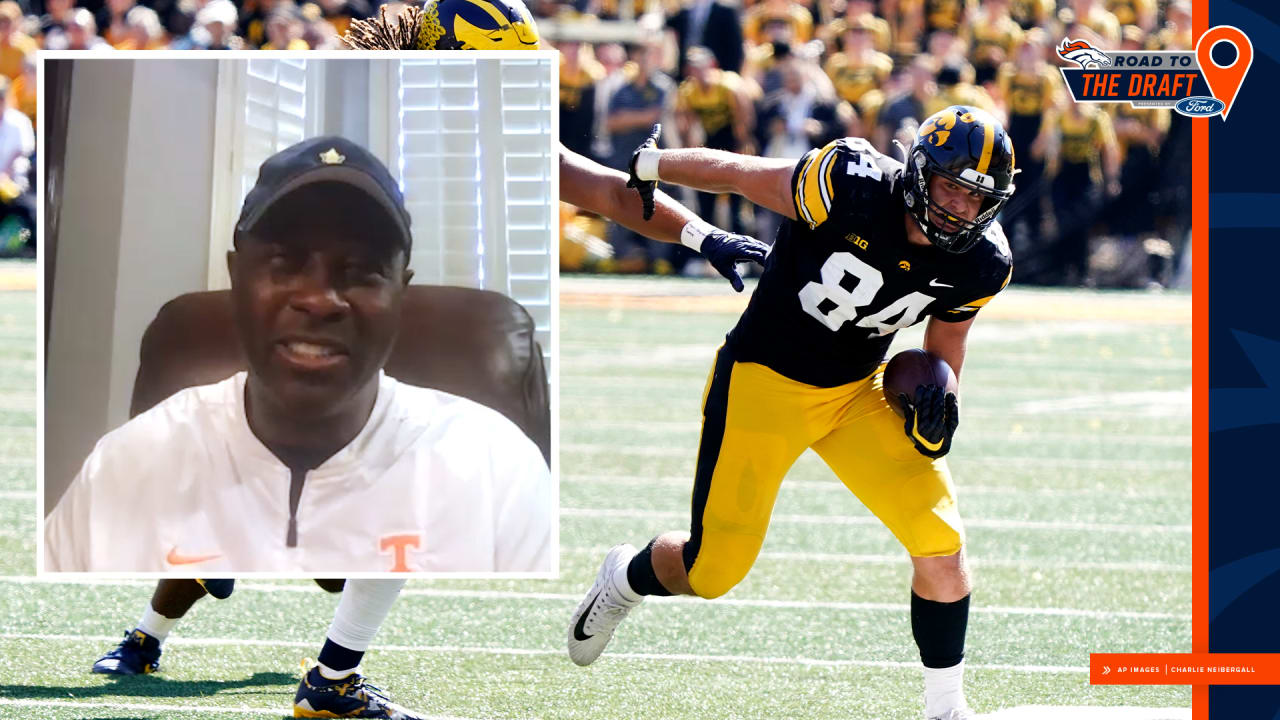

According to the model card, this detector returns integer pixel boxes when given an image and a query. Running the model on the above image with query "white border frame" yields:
[35,50,560,582]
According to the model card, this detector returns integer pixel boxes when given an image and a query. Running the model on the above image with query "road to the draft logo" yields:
[1057,25,1252,119]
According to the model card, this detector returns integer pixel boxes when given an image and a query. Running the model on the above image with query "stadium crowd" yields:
[552,0,1193,287]
[6,0,1192,280]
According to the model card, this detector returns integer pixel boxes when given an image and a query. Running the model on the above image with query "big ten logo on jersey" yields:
[379,532,424,572]
[845,233,869,250]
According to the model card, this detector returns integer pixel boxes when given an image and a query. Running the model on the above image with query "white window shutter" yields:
[394,57,553,371]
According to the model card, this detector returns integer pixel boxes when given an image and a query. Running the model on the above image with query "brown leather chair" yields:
[130,285,550,461]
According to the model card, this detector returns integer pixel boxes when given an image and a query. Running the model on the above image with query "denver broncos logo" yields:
[1058,38,1113,69]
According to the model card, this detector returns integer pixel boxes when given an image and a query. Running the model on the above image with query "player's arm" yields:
[560,142,769,292]
[560,143,697,243]
[631,144,799,219]
[887,315,972,460]
[923,314,974,381]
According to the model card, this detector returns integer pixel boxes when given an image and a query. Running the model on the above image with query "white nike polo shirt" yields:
[44,372,552,573]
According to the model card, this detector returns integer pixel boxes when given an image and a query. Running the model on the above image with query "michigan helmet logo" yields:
[417,0,540,50]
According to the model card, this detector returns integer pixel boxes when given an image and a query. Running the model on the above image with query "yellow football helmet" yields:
[417,0,540,50]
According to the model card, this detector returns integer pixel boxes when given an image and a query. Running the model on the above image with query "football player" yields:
[567,107,1015,720]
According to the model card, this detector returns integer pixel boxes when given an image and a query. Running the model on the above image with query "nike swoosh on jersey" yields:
[929,279,954,288]
[165,547,223,566]
[573,591,602,641]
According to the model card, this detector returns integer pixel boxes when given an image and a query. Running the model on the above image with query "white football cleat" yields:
[567,543,642,666]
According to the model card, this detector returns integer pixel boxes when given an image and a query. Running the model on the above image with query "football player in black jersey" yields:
[568,106,1015,720]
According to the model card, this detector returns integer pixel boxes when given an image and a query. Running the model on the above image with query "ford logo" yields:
[1175,96,1226,117]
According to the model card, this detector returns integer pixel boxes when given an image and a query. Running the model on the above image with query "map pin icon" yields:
[1196,25,1252,120]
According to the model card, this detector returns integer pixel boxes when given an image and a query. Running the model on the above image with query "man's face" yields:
[229,185,411,420]
[928,174,983,232]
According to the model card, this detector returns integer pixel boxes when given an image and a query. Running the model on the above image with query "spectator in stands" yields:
[757,51,844,160]
[99,0,138,46]
[1107,0,1154,33]
[835,0,890,53]
[922,0,973,37]
[0,75,33,253]
[8,55,34,125]
[39,0,77,47]
[1148,0,1189,50]
[755,50,846,243]
[677,46,754,235]
[604,40,676,271]
[309,0,370,38]
[1008,0,1053,29]
[1104,26,1170,283]
[824,13,893,106]
[1068,0,1120,46]
[63,8,114,49]
[262,7,307,48]
[925,26,967,65]
[994,28,1060,280]
[299,2,341,48]
[666,0,744,75]
[0,2,35,82]
[743,0,812,47]
[170,0,240,49]
[120,5,168,48]
[968,0,1021,86]
[559,41,604,160]
[873,53,933,153]
[926,61,998,117]
[1050,100,1120,285]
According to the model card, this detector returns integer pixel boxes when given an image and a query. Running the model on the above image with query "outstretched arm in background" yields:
[560,142,770,292]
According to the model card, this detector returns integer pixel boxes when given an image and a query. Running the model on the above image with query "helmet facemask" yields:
[902,106,1016,254]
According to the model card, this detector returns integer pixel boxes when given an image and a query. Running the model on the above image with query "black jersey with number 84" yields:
[724,138,1013,387]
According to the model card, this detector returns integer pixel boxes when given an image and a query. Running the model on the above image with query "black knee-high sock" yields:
[911,592,969,668]
[625,538,674,597]
[317,639,363,675]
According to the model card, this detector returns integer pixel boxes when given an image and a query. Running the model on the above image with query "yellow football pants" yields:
[685,346,965,599]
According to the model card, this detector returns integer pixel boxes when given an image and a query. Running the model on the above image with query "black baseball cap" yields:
[235,135,412,251]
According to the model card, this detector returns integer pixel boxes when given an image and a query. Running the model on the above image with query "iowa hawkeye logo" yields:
[1057,26,1252,120]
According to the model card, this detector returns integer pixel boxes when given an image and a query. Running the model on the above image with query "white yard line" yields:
[557,546,1189,574]
[561,422,1193,446]
[560,444,1191,471]
[562,474,1189,499]
[0,632,1090,674]
[0,697,490,720]
[560,507,1192,534]
[0,578,1188,620]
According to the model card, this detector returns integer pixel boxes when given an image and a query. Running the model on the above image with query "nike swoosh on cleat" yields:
[165,547,222,566]
[573,591,601,641]
[929,279,954,288]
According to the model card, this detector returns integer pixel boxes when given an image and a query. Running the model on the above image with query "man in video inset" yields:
[44,135,551,573]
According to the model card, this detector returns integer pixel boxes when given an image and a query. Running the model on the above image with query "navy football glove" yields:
[898,385,959,459]
[627,123,662,220]
[698,230,770,292]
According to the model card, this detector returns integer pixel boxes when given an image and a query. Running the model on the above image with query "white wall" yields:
[45,59,218,511]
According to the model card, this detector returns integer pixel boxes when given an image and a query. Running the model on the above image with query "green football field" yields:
[1,275,1192,719]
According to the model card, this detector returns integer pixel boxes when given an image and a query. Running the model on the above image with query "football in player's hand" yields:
[883,349,957,417]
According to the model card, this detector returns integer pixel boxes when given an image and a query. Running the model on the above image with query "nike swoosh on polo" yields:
[573,591,602,641]
[929,279,954,288]
[166,547,223,566]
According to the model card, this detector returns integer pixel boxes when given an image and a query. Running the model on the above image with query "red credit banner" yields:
[1090,654,1280,685]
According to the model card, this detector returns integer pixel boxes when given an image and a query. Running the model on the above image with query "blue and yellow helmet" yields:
[417,0,541,50]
